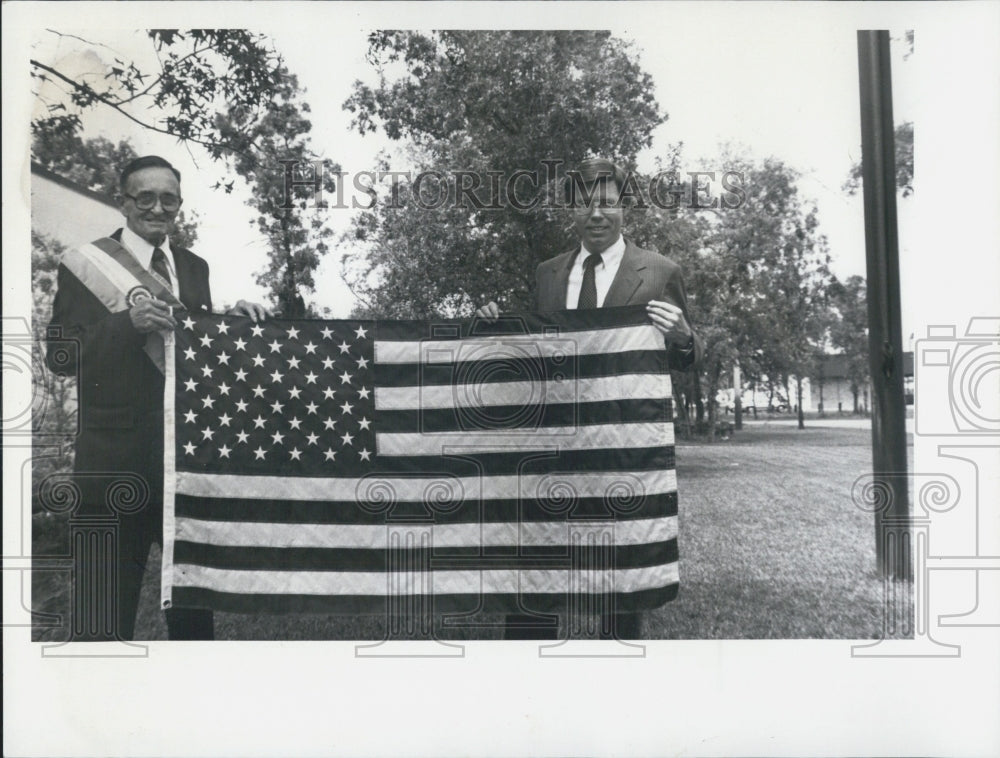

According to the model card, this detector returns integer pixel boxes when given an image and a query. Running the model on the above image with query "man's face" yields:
[572,179,624,254]
[120,167,181,246]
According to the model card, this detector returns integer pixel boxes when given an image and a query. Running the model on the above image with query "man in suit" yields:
[46,155,269,640]
[476,157,702,639]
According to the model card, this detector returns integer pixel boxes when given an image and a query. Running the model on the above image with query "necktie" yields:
[577,252,602,309]
[151,246,172,290]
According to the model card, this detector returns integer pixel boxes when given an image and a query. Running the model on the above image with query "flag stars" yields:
[322,386,336,400]
[251,324,265,338]
[286,356,301,370]
[289,417,303,430]
[305,401,318,415]
[339,370,353,385]
[251,353,266,367]
[216,351,231,365]
[358,417,372,431]
[303,342,317,354]
[305,432,319,446]
[320,327,334,339]
[354,325,368,339]
[183,347,197,361]
[182,316,196,330]
[268,339,282,353]
[219,444,232,459]
[218,381,231,396]
[355,356,369,370]
[286,326,300,340]
[304,371,318,384]
[323,417,336,430]
[201,395,216,409]
[235,430,249,444]
[184,378,198,392]
[269,369,284,383]
[253,447,267,460]
[289,448,302,461]
[358,448,372,462]
[270,400,285,414]
[216,321,230,335]
[338,341,351,355]
[235,399,249,413]
[288,386,302,400]
[218,412,232,427]
[357,387,371,400]
[252,384,266,398]
[323,448,337,461]
[253,415,267,429]
[183,441,197,455]
[201,365,214,378]
[183,410,198,424]
[201,426,215,441]
[340,400,354,415]
[233,337,247,351]
[199,333,214,348]
[234,368,248,382]
[341,431,354,446]
[271,430,285,445]
[321,356,335,370]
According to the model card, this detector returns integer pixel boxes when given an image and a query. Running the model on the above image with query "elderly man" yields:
[477,157,702,639]
[46,155,269,640]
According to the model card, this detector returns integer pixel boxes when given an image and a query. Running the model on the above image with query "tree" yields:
[31,131,200,249]
[844,121,913,198]
[342,31,664,318]
[827,274,870,413]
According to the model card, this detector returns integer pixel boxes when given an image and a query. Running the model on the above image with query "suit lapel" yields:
[603,240,645,306]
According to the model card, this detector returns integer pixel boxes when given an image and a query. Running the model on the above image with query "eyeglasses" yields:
[123,192,183,211]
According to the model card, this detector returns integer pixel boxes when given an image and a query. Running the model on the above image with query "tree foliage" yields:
[343,31,664,318]
[826,274,869,413]
[844,121,913,198]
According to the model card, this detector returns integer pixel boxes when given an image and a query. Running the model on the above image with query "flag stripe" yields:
[374,373,671,410]
[377,421,675,456]
[175,491,678,525]
[374,325,663,365]
[381,398,671,432]
[171,562,679,596]
[176,468,677,502]
[373,349,666,388]
[175,515,678,548]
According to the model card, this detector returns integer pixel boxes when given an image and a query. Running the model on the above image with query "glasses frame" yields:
[122,191,183,212]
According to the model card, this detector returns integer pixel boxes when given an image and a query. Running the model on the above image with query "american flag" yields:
[162,305,679,616]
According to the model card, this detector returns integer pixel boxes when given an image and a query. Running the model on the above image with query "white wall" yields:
[31,171,123,249]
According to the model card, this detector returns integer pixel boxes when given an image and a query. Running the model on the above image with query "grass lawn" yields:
[33,424,911,641]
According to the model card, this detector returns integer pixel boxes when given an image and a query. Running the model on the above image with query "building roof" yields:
[817,351,913,380]
[31,161,118,210]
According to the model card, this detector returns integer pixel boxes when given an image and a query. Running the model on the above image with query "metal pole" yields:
[857,30,911,579]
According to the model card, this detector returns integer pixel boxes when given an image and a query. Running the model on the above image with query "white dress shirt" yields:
[121,226,180,298]
[565,234,626,309]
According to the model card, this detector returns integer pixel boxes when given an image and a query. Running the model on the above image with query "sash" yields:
[59,236,185,373]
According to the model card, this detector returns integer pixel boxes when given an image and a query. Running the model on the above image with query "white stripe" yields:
[75,242,146,298]
[175,515,677,549]
[161,332,177,608]
[375,373,671,411]
[374,324,663,365]
[377,421,674,456]
[176,468,677,503]
[171,562,679,596]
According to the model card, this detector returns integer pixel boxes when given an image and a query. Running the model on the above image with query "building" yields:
[812,351,914,414]
[31,162,122,248]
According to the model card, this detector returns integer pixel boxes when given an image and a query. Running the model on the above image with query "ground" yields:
[31,419,913,641]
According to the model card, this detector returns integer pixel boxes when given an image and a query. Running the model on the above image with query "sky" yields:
[30,14,917,335]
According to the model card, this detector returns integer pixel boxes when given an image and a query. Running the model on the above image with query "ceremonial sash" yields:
[59,237,185,373]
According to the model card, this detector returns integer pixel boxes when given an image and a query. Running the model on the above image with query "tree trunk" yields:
[796,376,805,429]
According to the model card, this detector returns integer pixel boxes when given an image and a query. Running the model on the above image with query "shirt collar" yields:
[121,226,172,268]
[579,234,626,269]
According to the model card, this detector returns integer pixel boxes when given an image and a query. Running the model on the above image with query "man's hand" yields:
[646,300,692,345]
[129,298,177,333]
[226,300,272,323]
[475,301,500,323]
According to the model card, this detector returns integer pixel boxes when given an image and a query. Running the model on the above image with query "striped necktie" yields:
[151,246,172,290]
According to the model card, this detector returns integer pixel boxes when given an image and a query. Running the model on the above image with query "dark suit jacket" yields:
[534,239,703,370]
[46,229,212,505]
